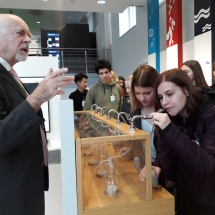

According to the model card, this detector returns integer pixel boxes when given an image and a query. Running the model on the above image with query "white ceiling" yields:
[0,8,89,38]
[0,0,147,40]
[0,0,147,13]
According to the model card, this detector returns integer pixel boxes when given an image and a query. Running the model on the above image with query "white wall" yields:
[181,0,195,66]
[182,0,194,43]
[183,40,194,62]
[14,56,58,77]
[45,164,63,215]
[160,50,167,72]
[111,6,148,78]
[159,3,166,52]
[104,13,112,49]
[194,32,212,86]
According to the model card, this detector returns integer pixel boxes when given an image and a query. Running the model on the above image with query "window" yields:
[119,6,136,37]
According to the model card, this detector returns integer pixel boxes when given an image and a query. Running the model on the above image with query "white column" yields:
[59,99,77,215]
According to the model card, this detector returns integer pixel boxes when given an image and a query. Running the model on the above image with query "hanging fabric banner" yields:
[194,0,211,37]
[147,0,160,72]
[166,0,182,69]
[194,0,212,85]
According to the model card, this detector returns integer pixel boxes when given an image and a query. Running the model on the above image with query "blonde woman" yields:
[110,71,119,84]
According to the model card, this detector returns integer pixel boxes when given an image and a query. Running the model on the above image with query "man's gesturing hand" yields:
[26,68,74,111]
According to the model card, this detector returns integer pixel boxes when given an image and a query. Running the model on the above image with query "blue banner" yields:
[147,0,160,72]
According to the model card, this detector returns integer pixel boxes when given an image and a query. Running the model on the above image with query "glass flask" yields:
[96,146,108,177]
[87,144,99,165]
[89,157,120,197]
[104,158,120,195]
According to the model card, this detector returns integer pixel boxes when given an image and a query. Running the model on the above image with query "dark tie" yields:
[10,68,29,96]
[10,68,48,166]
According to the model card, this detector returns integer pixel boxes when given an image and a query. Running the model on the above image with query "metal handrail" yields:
[28,48,112,73]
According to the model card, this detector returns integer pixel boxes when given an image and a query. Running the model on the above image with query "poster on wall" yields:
[20,77,50,132]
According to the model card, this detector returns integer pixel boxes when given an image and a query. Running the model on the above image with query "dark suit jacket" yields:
[0,63,48,215]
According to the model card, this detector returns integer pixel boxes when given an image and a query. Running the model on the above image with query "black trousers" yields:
[176,190,215,215]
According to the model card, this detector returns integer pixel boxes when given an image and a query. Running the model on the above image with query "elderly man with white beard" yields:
[0,14,74,215]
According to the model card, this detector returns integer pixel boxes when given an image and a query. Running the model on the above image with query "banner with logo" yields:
[147,0,160,72]
[194,0,212,85]
[194,0,211,37]
[166,0,182,69]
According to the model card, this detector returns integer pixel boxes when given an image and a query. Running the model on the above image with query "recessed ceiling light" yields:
[37,21,40,23]
[97,0,106,4]
[42,0,48,1]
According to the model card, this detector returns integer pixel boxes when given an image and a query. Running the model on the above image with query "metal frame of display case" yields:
[74,110,174,215]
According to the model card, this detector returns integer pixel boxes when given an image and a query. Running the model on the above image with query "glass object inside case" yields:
[74,113,122,138]
[74,111,174,215]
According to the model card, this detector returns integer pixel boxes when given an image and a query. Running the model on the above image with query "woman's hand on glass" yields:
[139,165,161,182]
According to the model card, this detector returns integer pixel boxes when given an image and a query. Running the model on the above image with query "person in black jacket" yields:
[69,73,88,111]
[140,68,215,215]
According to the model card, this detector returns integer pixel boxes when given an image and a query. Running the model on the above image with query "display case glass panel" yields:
[74,111,174,215]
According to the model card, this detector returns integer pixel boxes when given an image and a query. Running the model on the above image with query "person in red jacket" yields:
[139,68,215,215]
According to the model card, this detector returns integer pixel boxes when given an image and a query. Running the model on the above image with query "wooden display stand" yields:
[74,111,174,215]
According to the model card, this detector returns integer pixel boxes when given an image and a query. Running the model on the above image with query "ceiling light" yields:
[37,21,40,23]
[97,0,106,4]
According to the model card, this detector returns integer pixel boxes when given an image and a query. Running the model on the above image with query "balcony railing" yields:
[28,48,112,74]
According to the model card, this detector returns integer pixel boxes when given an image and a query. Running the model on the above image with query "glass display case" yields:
[74,111,174,215]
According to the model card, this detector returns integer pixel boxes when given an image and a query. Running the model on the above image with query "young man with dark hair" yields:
[94,59,112,74]
[83,59,122,111]
[69,73,88,111]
